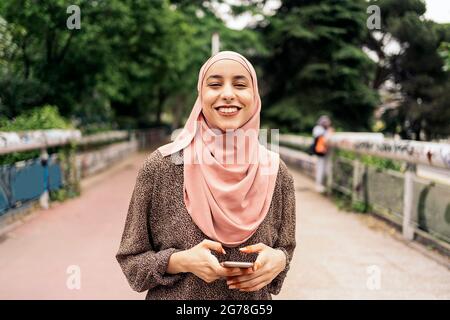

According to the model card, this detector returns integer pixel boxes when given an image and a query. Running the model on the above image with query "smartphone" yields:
[221,261,254,268]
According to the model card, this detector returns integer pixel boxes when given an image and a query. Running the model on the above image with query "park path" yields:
[0,151,449,299]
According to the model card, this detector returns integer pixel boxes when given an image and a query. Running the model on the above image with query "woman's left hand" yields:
[226,243,286,292]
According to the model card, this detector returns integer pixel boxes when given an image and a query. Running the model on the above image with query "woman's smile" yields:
[214,105,243,116]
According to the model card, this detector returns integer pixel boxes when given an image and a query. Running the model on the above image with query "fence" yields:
[277,133,450,248]
[76,140,138,178]
[0,128,167,217]
[0,155,62,214]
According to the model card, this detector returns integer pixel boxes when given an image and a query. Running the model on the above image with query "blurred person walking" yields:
[312,115,334,193]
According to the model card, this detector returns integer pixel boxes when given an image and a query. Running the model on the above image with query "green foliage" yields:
[0,105,72,165]
[265,97,309,133]
[278,138,403,172]
[0,105,72,131]
[438,42,450,71]
[368,0,450,140]
[261,0,378,133]
[56,143,80,199]
[0,0,266,131]
[351,200,369,213]
[1,0,448,139]
[335,149,403,172]
[0,150,39,166]
[333,192,354,212]
[332,190,372,214]
[49,188,69,202]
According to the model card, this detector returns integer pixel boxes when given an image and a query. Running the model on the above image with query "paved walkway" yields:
[0,152,449,299]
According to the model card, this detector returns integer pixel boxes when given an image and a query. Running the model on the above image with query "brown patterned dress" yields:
[116,149,296,300]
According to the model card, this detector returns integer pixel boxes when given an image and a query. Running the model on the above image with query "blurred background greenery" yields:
[0,0,449,140]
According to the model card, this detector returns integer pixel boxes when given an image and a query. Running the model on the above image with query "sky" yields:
[221,0,450,30]
[424,0,450,23]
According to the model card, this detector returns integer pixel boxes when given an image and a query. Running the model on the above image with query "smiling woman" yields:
[116,51,296,300]
[201,60,255,131]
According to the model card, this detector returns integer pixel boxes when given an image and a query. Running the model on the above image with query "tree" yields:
[258,0,378,133]
[0,0,265,131]
[438,41,450,71]
[0,0,119,125]
[367,0,450,140]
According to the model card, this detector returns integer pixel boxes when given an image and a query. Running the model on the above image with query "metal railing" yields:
[0,129,145,216]
[0,130,82,155]
[277,133,450,245]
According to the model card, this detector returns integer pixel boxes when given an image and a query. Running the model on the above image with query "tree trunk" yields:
[156,89,167,125]
[171,94,185,130]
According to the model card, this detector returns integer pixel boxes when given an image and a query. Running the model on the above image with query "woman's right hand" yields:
[179,239,254,283]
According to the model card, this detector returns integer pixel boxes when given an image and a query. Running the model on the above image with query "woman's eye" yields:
[207,82,247,88]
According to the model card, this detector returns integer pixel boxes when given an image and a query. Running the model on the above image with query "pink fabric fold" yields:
[158,51,279,247]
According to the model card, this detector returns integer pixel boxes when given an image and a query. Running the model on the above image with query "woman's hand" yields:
[226,243,287,292]
[168,239,253,284]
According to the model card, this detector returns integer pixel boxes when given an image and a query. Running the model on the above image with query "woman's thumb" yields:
[239,243,265,253]
[202,239,226,254]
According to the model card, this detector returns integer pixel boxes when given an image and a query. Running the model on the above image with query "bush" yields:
[0,105,72,165]
[0,105,72,131]
[335,149,403,172]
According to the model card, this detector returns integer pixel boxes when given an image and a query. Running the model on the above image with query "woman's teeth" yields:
[217,107,239,113]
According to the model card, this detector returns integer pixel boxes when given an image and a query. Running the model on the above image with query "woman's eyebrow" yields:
[206,74,250,81]
[206,75,223,81]
[233,75,249,81]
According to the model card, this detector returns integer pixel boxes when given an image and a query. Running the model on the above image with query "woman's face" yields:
[201,59,255,132]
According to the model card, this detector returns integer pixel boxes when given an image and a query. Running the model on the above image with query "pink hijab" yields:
[158,51,280,247]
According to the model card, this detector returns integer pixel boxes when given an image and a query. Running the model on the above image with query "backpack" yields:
[308,135,327,156]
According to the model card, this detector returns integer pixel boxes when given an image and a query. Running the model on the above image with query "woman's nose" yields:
[221,83,235,101]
